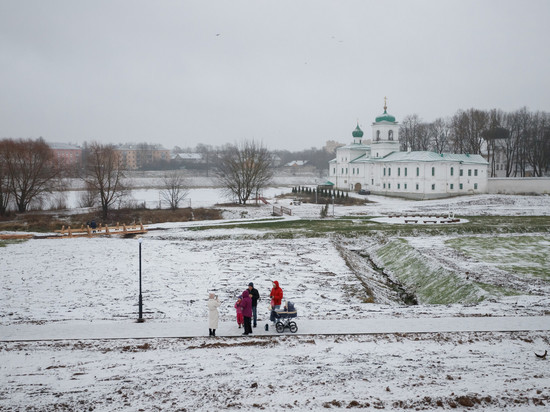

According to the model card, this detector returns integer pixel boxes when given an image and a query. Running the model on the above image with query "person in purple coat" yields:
[240,290,253,335]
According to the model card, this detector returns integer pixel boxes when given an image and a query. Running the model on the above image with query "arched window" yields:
[388,130,393,140]
[376,130,381,141]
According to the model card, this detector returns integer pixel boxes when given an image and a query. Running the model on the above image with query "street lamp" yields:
[137,237,144,323]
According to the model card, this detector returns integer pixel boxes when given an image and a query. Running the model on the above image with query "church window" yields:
[450,167,454,176]
[333,168,335,175]
[474,183,478,189]
[416,183,419,190]
[459,183,463,190]
[388,130,393,140]
[432,184,435,190]
[383,168,386,176]
[376,130,381,141]
[431,167,435,176]
[468,169,472,176]
[388,183,391,189]
[397,183,400,189]
[345,168,348,174]
[460,169,464,176]
[404,183,407,189]
[450,184,454,190]
[388,168,391,176]
[474,169,478,176]
[383,183,386,189]
[416,167,419,177]
[405,167,408,176]
[371,179,374,185]
[398,167,401,176]
[341,168,344,174]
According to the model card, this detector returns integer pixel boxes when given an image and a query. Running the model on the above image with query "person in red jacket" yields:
[269,280,283,322]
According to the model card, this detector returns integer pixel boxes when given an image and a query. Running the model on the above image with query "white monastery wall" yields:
[488,178,550,194]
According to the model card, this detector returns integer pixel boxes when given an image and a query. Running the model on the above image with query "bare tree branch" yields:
[0,138,64,213]
[159,171,189,210]
[82,142,126,219]
[216,140,273,204]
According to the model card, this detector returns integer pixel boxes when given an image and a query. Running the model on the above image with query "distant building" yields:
[285,160,309,167]
[114,144,170,170]
[324,140,345,154]
[329,101,489,199]
[171,153,203,162]
[48,143,82,168]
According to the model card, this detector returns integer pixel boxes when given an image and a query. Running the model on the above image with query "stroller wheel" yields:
[275,322,285,333]
[289,322,298,333]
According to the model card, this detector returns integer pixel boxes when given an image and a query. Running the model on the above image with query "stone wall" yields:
[488,178,550,194]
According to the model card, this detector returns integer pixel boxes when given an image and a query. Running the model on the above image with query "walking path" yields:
[1,316,548,342]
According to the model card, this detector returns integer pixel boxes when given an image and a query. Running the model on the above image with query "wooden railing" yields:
[273,206,292,216]
[53,222,147,238]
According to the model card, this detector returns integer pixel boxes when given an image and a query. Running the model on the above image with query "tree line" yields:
[399,107,550,177]
[0,140,126,218]
[0,138,273,216]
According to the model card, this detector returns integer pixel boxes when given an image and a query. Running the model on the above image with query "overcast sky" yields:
[1,0,549,151]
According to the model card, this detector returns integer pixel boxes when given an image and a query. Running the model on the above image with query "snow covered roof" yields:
[48,142,81,150]
[351,151,488,165]
[173,153,203,160]
[285,160,308,167]
[340,143,371,150]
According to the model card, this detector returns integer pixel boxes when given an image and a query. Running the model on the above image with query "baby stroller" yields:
[274,301,298,333]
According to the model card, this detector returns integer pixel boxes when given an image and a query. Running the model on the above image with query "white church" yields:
[328,101,489,200]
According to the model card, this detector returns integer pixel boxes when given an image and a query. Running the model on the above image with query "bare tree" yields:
[159,171,189,210]
[450,109,489,155]
[82,143,126,219]
[429,117,452,154]
[482,109,508,177]
[0,144,11,216]
[399,114,422,151]
[0,138,64,213]
[527,111,550,177]
[416,123,431,151]
[216,140,273,204]
[78,182,99,208]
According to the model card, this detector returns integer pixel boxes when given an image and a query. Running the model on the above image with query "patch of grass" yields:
[0,207,223,232]
[0,239,27,247]
[476,282,522,296]
[374,239,490,304]
[184,215,550,238]
[446,235,550,279]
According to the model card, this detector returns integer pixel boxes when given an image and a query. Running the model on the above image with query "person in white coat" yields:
[208,293,221,337]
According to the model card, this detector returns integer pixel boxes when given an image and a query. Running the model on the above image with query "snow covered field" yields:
[1,192,550,410]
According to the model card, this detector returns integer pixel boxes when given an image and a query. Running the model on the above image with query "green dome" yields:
[375,109,396,123]
[352,124,364,138]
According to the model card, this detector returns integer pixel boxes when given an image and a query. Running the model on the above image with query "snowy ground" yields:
[1,191,550,410]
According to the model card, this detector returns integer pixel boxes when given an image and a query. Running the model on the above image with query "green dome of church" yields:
[375,109,396,123]
[375,98,397,123]
[352,124,364,138]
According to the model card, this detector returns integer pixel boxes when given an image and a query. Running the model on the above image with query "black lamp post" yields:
[137,237,144,323]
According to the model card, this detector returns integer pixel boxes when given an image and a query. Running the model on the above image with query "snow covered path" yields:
[1,316,548,342]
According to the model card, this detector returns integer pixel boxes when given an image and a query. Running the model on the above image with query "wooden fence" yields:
[51,222,147,238]
[273,206,292,216]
